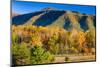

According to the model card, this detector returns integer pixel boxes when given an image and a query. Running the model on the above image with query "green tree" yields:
[12,43,31,65]
[30,45,54,64]
[47,34,59,54]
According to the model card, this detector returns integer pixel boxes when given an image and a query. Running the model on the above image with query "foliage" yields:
[12,43,31,65]
[12,25,96,65]
[30,45,54,64]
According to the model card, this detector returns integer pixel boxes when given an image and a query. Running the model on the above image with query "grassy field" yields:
[54,55,95,63]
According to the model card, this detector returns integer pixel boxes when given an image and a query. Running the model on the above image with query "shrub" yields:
[65,56,70,62]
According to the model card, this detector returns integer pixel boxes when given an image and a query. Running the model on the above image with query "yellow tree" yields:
[78,31,86,48]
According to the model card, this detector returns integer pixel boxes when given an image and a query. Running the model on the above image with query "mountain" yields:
[12,12,20,17]
[12,7,96,31]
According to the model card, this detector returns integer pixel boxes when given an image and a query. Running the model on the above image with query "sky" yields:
[12,1,96,15]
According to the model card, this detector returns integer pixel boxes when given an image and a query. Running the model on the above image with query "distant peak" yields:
[41,7,57,11]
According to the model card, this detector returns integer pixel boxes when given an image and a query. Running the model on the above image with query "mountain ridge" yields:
[12,7,96,31]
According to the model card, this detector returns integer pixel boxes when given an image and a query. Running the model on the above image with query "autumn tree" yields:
[47,34,59,54]
[78,31,86,54]
[85,29,96,54]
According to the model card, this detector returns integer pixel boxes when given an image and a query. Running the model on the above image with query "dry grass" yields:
[54,55,95,63]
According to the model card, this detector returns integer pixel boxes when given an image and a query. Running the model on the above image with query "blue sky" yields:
[12,1,96,15]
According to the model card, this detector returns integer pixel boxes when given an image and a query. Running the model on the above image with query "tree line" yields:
[12,25,96,65]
